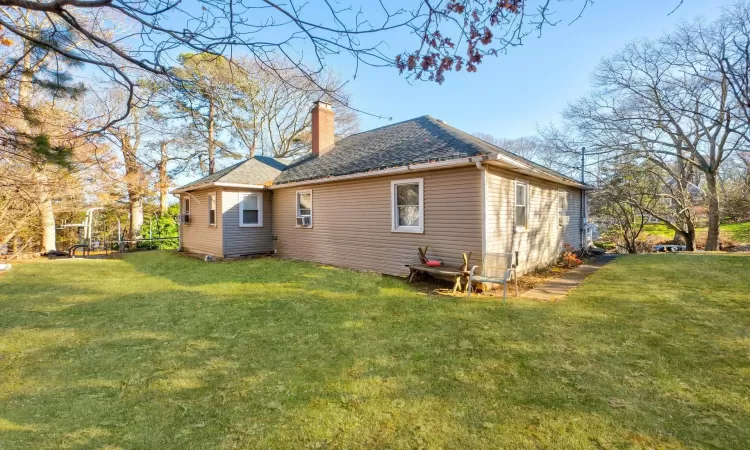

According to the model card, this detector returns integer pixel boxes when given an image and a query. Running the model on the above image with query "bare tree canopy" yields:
[548,2,750,251]
[0,0,596,124]
[473,133,579,178]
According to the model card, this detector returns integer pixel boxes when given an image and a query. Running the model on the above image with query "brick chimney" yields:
[311,101,335,156]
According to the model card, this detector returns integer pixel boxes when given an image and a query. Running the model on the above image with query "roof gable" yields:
[174,157,287,192]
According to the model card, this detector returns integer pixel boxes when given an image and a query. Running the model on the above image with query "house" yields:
[646,180,706,224]
[173,102,593,276]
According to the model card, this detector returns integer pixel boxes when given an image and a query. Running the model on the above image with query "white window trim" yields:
[239,192,263,228]
[391,178,424,233]
[296,190,313,228]
[183,197,191,226]
[514,180,528,232]
[207,192,217,227]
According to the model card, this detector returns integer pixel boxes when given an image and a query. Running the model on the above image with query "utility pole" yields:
[580,147,588,250]
[580,146,586,184]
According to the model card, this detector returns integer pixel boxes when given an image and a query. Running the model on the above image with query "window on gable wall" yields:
[240,193,263,227]
[208,192,216,226]
[183,198,191,225]
[391,178,424,233]
[515,181,528,229]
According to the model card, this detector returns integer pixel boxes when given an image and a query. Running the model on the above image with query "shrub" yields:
[559,244,583,268]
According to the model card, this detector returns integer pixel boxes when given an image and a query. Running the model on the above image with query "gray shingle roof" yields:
[273,115,582,186]
[175,156,288,192]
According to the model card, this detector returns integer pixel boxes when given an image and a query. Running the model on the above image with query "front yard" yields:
[1,252,749,448]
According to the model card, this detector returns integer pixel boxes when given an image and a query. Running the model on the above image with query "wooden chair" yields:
[467,252,519,302]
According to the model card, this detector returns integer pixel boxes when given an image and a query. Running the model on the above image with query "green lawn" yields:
[642,221,750,243]
[721,221,750,243]
[1,252,749,449]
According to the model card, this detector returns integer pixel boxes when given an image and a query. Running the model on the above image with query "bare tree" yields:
[0,10,97,253]
[111,103,148,238]
[560,13,750,251]
[0,0,596,125]
[473,133,579,177]
[251,64,359,158]
[590,162,658,254]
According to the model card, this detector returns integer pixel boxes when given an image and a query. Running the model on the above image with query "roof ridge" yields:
[337,115,431,140]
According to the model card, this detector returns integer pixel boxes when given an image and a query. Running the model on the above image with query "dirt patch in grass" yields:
[407,261,589,297]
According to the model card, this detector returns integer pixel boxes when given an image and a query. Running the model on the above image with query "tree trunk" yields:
[675,230,696,251]
[250,116,258,158]
[34,171,57,253]
[121,131,144,239]
[208,100,216,174]
[20,47,58,254]
[705,171,721,251]
[158,142,169,215]
[129,193,143,239]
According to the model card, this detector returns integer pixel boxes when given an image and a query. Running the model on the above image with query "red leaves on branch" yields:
[481,28,493,45]
[395,0,524,83]
[446,1,466,14]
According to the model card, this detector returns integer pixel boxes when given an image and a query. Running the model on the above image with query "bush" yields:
[593,240,617,251]
[559,244,583,268]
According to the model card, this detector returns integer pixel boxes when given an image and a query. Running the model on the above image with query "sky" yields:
[161,0,725,187]
[337,0,724,139]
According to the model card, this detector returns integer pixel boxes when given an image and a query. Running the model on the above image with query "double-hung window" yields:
[391,178,424,233]
[296,190,312,227]
[183,198,191,225]
[515,181,528,230]
[240,193,263,227]
[208,192,217,226]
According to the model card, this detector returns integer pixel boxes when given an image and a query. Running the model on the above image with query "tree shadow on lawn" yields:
[0,253,749,448]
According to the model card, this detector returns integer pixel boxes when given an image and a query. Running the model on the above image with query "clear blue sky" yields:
[340,0,723,138]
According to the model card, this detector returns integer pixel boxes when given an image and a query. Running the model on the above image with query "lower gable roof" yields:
[172,156,288,194]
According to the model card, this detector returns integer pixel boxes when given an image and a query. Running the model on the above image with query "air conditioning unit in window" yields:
[559,215,570,226]
[296,216,311,227]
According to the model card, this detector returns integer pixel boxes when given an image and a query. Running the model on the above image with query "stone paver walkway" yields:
[520,254,619,301]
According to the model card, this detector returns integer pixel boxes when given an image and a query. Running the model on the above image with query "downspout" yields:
[580,147,587,250]
[475,161,487,261]
[178,194,183,252]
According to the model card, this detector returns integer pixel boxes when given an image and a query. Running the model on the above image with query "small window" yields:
[208,192,216,226]
[391,178,424,233]
[183,198,191,225]
[240,193,263,227]
[296,190,312,227]
[515,181,528,230]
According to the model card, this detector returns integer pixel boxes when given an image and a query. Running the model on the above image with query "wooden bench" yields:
[406,247,471,293]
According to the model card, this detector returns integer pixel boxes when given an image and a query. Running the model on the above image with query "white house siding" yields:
[221,189,275,257]
[180,188,223,257]
[485,166,582,275]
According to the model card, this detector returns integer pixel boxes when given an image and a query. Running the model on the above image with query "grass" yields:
[720,221,750,243]
[1,252,749,449]
[642,221,750,243]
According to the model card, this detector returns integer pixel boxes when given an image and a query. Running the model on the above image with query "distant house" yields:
[647,180,705,224]
[173,102,593,276]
